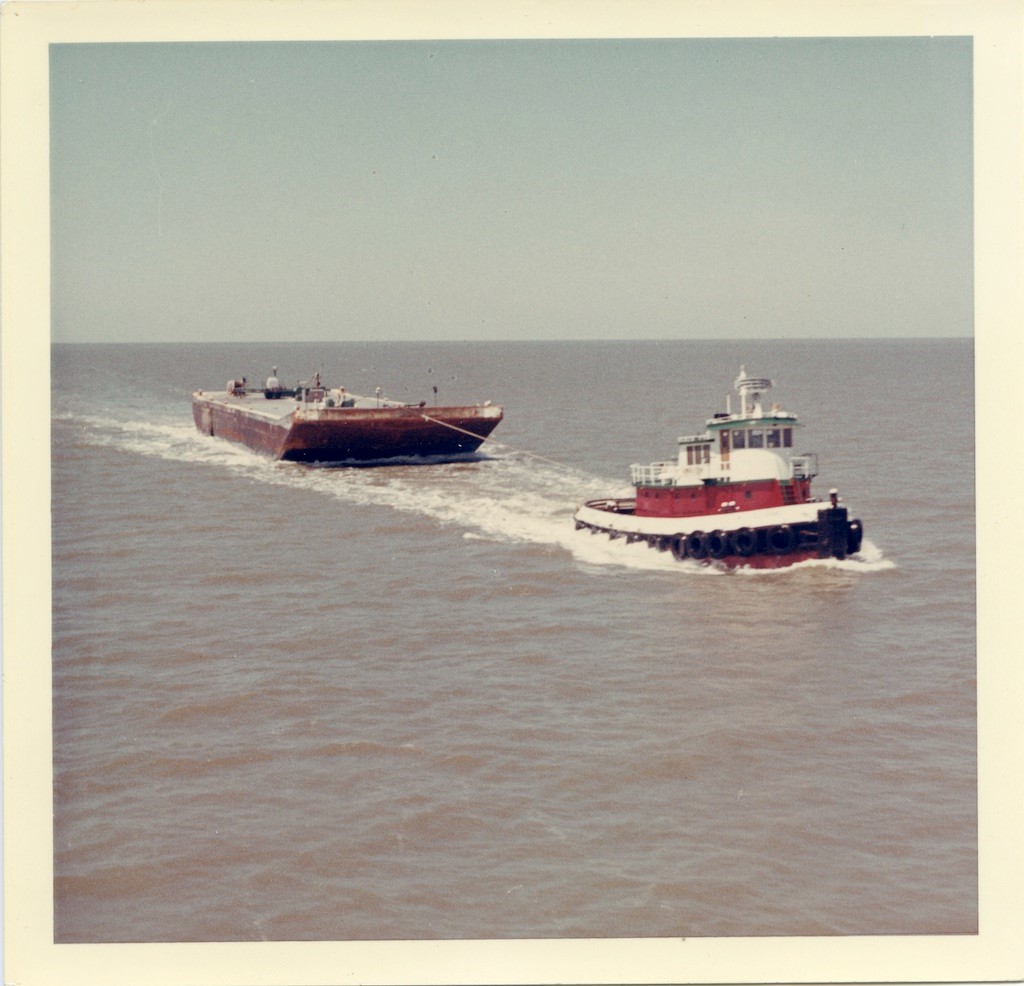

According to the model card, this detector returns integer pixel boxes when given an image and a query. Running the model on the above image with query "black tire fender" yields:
[685,530,709,560]
[847,519,864,555]
[730,527,757,557]
[768,524,797,554]
[707,529,730,559]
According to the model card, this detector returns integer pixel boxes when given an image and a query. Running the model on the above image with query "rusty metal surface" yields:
[192,393,503,463]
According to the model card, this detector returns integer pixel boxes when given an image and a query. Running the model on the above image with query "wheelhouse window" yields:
[732,429,746,449]
[767,429,781,448]
[783,428,793,447]
[749,429,764,448]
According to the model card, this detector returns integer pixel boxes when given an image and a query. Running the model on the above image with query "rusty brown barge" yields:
[192,370,504,464]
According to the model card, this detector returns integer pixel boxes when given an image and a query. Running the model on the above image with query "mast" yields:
[734,366,773,418]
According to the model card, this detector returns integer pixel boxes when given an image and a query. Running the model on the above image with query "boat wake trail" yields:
[60,412,893,575]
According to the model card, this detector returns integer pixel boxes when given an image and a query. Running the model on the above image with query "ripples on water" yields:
[51,341,975,942]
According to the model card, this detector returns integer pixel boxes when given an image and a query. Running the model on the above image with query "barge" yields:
[574,367,864,568]
[192,369,503,464]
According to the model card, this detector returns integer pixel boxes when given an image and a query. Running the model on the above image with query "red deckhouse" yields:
[574,367,864,568]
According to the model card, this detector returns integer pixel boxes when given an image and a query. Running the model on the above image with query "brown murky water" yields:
[51,339,976,941]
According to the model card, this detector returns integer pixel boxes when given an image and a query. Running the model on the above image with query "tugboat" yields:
[574,367,864,568]
[193,368,503,464]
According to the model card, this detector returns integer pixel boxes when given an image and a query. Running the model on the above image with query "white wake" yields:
[58,412,893,575]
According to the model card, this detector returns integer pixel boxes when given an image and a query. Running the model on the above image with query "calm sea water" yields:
[51,339,976,942]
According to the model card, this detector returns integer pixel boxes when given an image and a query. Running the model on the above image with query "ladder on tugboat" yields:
[780,480,799,505]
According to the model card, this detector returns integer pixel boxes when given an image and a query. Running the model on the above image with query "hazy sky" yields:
[50,38,973,342]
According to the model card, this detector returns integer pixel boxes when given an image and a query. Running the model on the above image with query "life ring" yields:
[768,524,797,554]
[670,535,688,561]
[729,527,757,557]
[707,529,730,559]
[685,530,709,559]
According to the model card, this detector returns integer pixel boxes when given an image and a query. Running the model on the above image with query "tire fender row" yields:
[575,517,863,561]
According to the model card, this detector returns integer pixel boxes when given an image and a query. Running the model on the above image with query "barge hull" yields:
[280,409,500,462]
[192,398,289,457]
[192,395,503,463]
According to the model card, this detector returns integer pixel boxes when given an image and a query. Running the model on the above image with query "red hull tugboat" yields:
[574,367,864,569]
[193,369,503,464]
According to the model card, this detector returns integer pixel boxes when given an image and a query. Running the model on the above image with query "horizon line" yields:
[51,335,974,345]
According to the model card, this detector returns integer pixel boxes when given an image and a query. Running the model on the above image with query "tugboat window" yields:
[749,429,764,448]
[767,429,781,448]
[783,428,793,447]
[733,429,746,449]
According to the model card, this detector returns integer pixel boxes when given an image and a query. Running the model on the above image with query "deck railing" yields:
[630,461,677,487]
[790,453,818,479]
